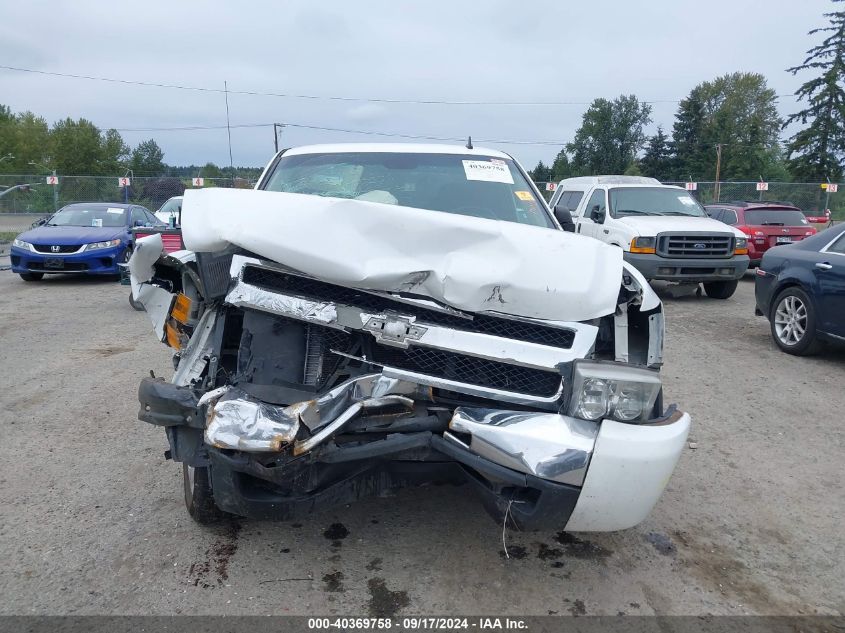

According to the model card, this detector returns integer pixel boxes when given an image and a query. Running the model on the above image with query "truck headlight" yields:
[630,237,656,254]
[84,238,122,251]
[734,238,748,255]
[13,239,33,251]
[568,361,661,423]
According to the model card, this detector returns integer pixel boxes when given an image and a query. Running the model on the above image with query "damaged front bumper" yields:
[139,371,690,530]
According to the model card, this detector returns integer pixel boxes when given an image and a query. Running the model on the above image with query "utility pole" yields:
[274,123,284,153]
[713,144,722,203]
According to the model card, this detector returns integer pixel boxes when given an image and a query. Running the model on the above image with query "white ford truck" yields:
[549,176,750,299]
[130,144,691,532]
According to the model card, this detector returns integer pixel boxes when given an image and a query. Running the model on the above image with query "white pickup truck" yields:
[549,176,750,299]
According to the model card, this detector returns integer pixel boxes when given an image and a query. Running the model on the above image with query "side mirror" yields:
[553,204,576,232]
[32,217,47,228]
[589,205,606,223]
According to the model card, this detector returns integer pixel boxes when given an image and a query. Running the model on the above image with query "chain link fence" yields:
[0,175,258,251]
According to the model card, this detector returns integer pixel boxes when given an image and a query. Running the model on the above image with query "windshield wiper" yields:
[615,209,653,215]
[661,211,699,216]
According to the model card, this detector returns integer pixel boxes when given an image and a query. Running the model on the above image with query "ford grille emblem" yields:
[693,243,707,249]
[51,245,60,252]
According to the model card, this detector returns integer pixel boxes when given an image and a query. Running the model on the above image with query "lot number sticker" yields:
[462,160,514,184]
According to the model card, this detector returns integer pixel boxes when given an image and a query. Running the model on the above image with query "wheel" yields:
[19,272,44,282]
[122,245,133,263]
[128,290,145,311]
[183,464,226,524]
[770,287,821,356]
[703,280,738,299]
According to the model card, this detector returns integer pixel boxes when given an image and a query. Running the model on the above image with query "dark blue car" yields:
[11,202,163,281]
[755,223,845,355]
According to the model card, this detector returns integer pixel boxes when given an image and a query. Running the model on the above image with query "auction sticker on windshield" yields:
[462,160,514,184]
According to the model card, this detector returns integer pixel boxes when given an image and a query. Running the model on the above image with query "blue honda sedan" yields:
[755,223,845,355]
[11,202,164,281]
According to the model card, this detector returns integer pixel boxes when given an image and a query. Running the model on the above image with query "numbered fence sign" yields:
[685,182,697,191]
[118,177,131,187]
[544,182,556,191]
[192,177,205,187]
[46,175,59,185]
[824,183,838,193]
[756,182,769,191]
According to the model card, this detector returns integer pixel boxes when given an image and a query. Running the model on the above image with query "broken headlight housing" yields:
[568,361,661,423]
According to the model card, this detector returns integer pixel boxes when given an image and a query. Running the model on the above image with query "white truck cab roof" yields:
[556,176,662,187]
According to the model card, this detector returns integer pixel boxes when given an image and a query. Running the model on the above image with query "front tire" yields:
[19,272,44,282]
[183,464,226,524]
[703,280,738,299]
[770,287,821,356]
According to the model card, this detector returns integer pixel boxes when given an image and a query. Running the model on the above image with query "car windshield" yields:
[609,187,706,218]
[47,205,127,227]
[745,209,809,227]
[157,198,182,216]
[263,151,554,228]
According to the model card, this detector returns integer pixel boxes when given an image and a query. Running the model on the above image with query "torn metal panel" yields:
[172,308,218,386]
[622,261,660,311]
[181,188,624,322]
[614,302,629,364]
[205,389,301,452]
[449,408,598,486]
[647,312,665,368]
[225,279,339,326]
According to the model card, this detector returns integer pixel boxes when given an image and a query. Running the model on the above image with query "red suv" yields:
[704,202,817,267]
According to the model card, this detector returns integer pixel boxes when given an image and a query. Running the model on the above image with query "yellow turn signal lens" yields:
[735,247,748,255]
[165,320,184,349]
[170,293,192,325]
[630,237,656,254]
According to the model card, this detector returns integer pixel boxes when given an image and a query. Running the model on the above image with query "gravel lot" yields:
[0,270,842,617]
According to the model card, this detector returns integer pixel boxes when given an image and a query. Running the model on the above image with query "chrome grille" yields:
[657,234,734,258]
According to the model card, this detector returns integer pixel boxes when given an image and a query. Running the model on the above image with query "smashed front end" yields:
[132,229,689,531]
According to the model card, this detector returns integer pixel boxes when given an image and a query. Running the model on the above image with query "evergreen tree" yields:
[784,0,845,181]
[529,160,553,182]
[640,127,673,181]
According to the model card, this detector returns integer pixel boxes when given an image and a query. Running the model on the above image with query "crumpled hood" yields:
[181,188,625,322]
[17,224,125,245]
[616,214,746,238]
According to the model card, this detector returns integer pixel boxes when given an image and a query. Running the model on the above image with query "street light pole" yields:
[714,144,722,203]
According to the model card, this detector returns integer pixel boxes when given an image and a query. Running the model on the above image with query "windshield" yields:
[47,205,127,227]
[745,209,809,227]
[157,198,182,216]
[609,187,706,218]
[263,151,554,228]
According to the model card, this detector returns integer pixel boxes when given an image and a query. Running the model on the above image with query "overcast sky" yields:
[0,0,833,171]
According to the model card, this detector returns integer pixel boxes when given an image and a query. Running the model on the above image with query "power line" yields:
[109,120,567,146]
[1,63,797,106]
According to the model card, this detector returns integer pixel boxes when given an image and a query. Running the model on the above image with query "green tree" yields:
[130,139,165,175]
[100,129,130,174]
[530,160,553,182]
[672,72,783,180]
[550,150,572,180]
[640,127,673,181]
[784,0,845,181]
[0,108,52,174]
[51,117,103,175]
[567,95,652,175]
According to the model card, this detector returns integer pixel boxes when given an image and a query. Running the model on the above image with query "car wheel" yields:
[122,245,133,263]
[183,464,226,524]
[703,280,738,299]
[770,287,821,356]
[19,272,44,282]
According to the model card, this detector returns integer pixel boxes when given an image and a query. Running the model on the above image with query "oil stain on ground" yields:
[324,522,349,548]
[367,577,410,617]
[322,571,345,592]
[187,520,242,588]
[554,532,612,560]
[645,532,676,556]
[499,545,527,560]
[568,599,586,616]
